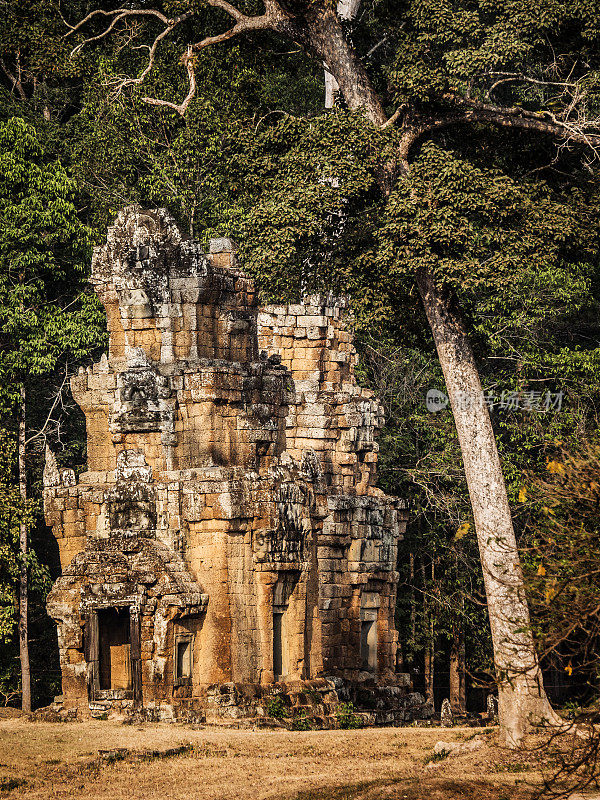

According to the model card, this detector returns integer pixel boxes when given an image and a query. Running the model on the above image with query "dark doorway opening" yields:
[174,635,193,685]
[273,611,285,680]
[98,607,131,691]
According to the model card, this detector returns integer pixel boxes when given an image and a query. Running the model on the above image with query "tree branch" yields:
[191,8,276,53]
[142,46,197,115]
[442,93,600,158]
[65,8,171,38]
[0,57,27,100]
[380,105,403,130]
[66,1,287,110]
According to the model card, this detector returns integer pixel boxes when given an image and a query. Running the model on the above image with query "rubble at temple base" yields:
[42,206,425,725]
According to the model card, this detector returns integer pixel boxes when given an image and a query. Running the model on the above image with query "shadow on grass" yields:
[289,777,534,800]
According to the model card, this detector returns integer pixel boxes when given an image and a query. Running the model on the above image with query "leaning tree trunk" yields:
[18,384,31,713]
[289,5,387,127]
[305,4,559,745]
[323,0,362,109]
[416,267,560,747]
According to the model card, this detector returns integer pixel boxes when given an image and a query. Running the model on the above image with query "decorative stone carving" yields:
[108,451,156,534]
[43,446,60,488]
[253,483,313,565]
[115,450,152,483]
[300,449,323,482]
[441,697,453,727]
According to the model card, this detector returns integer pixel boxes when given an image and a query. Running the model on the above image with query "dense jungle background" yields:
[2,0,600,716]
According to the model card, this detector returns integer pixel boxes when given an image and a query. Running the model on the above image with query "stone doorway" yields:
[98,607,131,691]
[273,572,299,681]
[86,605,142,705]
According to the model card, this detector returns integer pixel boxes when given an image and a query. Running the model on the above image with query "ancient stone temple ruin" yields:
[44,207,409,721]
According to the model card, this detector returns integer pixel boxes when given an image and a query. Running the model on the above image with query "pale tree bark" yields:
[415,268,560,747]
[18,384,31,713]
[324,0,361,109]
[296,6,386,126]
[424,646,434,705]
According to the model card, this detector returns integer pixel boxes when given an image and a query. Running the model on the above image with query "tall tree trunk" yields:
[18,384,31,713]
[287,5,386,126]
[409,550,416,660]
[449,625,466,713]
[415,267,559,747]
[424,645,433,705]
[420,559,435,705]
[310,5,558,745]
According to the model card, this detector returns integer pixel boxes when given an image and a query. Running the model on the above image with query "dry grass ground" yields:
[0,716,550,800]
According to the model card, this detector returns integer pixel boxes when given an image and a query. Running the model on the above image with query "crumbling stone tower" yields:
[44,207,407,719]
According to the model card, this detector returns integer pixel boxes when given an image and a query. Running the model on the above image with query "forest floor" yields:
[0,712,589,800]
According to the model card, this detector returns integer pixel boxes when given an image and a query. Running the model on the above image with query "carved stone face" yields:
[119,287,153,320]
[121,374,156,407]
[253,484,313,565]
[109,499,156,532]
[108,451,156,534]
[115,449,153,483]
[112,369,169,433]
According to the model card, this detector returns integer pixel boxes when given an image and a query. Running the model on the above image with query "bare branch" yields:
[70,10,194,101]
[482,71,579,90]
[191,1,283,52]
[139,2,284,111]
[380,105,404,129]
[65,0,286,112]
[142,46,197,115]
[191,17,263,51]
[366,35,390,60]
[202,0,246,23]
[70,12,138,56]
[65,7,170,37]
[25,370,70,447]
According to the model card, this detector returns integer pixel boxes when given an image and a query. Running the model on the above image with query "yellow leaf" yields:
[455,522,471,540]
[542,506,556,516]
[565,663,573,676]
[537,564,546,576]
[546,460,565,475]
[518,487,527,503]
[545,578,558,604]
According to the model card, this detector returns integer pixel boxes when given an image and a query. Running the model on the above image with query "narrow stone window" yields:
[273,610,286,680]
[174,635,193,684]
[360,616,378,672]
[98,607,131,691]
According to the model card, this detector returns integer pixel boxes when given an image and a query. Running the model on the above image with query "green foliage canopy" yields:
[0,116,103,412]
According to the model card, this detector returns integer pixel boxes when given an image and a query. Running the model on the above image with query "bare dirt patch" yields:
[0,720,541,800]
